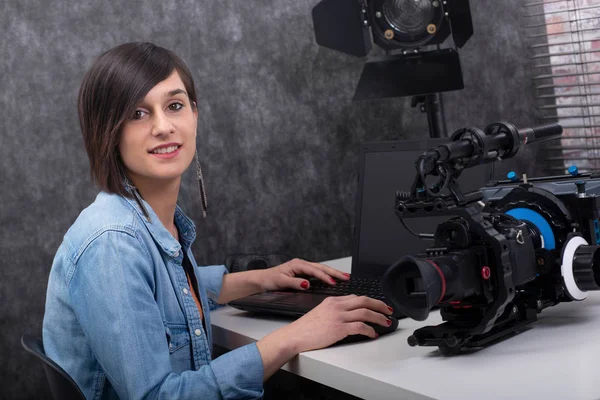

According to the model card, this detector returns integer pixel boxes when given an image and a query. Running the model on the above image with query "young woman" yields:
[42,42,393,400]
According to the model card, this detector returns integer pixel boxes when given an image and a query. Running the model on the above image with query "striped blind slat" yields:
[523,0,600,174]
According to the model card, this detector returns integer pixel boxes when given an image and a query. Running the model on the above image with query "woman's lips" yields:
[149,145,182,159]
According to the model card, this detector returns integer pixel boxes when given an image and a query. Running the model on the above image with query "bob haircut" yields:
[78,42,198,198]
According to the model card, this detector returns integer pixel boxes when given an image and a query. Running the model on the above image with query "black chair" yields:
[21,334,85,400]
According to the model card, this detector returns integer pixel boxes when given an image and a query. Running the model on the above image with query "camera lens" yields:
[383,0,435,35]
[573,245,600,291]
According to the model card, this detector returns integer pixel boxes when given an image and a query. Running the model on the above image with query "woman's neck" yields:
[131,176,181,240]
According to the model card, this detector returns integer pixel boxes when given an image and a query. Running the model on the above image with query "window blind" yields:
[523,0,600,173]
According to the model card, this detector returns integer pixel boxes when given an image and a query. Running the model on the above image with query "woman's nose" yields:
[151,111,175,136]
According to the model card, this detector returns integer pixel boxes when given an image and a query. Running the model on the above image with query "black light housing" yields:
[312,0,473,99]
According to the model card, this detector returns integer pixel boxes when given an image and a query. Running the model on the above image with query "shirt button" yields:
[183,288,189,295]
[194,329,202,337]
[174,251,180,257]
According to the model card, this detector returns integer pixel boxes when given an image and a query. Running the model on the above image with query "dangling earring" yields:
[120,164,151,221]
[195,150,208,218]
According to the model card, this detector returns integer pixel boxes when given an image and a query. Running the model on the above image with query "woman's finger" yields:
[344,321,378,339]
[292,263,338,286]
[277,275,311,290]
[304,260,350,281]
[342,308,392,327]
[340,295,393,316]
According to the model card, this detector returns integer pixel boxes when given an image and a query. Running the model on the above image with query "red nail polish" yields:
[330,278,337,284]
[387,319,392,326]
[301,281,309,289]
[375,334,379,339]
[343,273,351,278]
[387,306,394,313]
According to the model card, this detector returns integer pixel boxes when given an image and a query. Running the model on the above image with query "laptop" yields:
[228,138,492,319]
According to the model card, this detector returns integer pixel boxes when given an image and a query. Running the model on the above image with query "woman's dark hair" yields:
[78,42,198,197]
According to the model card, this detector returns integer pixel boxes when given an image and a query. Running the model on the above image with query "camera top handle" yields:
[400,121,563,213]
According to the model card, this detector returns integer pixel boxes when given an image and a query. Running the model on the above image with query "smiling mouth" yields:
[150,145,181,155]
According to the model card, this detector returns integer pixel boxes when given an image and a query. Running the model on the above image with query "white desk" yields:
[211,257,600,400]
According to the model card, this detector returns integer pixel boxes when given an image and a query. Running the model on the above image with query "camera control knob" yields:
[568,165,579,176]
[573,245,600,292]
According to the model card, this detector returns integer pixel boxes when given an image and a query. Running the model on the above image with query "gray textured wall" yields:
[0,1,538,398]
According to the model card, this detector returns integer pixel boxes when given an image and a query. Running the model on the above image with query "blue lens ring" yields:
[505,208,556,250]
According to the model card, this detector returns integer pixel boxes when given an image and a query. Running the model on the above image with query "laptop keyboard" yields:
[305,277,387,302]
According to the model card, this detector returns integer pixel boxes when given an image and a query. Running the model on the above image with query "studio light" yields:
[311,0,474,101]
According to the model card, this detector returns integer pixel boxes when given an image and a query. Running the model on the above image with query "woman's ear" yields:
[192,100,198,118]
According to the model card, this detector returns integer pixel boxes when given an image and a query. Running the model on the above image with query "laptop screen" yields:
[351,139,492,278]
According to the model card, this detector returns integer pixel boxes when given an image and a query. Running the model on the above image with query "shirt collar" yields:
[122,193,197,258]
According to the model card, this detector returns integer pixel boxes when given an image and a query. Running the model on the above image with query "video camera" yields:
[381,121,600,355]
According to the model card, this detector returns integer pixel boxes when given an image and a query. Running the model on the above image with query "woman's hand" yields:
[287,294,394,352]
[258,258,350,292]
[256,294,394,379]
[217,258,348,304]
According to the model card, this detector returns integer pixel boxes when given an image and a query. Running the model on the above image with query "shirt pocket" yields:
[164,323,193,374]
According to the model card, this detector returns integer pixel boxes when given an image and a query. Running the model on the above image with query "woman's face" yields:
[119,70,198,187]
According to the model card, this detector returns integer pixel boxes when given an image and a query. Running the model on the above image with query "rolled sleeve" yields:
[210,342,265,399]
[196,264,228,307]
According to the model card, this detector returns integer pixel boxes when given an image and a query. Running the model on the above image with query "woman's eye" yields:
[132,110,147,120]
[169,102,184,111]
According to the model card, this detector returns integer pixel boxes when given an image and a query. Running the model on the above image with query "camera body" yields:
[381,121,600,354]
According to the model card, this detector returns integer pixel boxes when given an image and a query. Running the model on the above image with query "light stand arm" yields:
[411,93,448,138]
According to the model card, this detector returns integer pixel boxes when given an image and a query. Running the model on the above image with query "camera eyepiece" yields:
[382,255,445,321]
[382,248,486,321]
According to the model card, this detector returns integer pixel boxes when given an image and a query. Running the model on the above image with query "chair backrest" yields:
[21,334,86,400]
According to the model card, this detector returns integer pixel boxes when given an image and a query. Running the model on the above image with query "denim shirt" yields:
[42,191,264,399]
